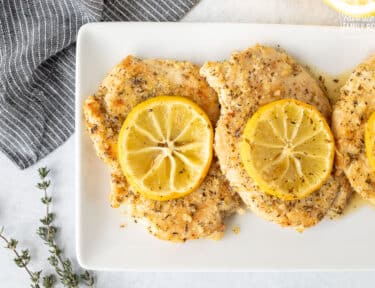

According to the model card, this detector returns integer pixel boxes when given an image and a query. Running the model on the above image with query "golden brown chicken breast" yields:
[200,44,353,231]
[83,56,241,242]
[332,54,375,205]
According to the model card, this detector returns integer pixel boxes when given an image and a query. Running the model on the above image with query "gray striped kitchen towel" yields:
[0,0,198,169]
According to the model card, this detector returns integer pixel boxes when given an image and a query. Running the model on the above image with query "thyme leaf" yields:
[0,167,96,287]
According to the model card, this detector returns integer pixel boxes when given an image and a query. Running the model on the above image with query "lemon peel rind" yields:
[324,0,375,18]
[365,112,375,171]
[240,98,335,201]
[118,95,214,201]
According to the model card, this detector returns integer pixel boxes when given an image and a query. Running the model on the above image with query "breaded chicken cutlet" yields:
[83,56,241,242]
[332,54,375,205]
[200,44,353,231]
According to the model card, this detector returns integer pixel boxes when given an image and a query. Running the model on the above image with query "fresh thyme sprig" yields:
[0,167,95,287]
[36,167,95,288]
[0,226,54,288]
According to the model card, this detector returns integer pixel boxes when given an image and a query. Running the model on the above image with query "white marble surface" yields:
[1,0,374,287]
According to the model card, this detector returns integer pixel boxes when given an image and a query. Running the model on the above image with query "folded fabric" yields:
[0,0,197,169]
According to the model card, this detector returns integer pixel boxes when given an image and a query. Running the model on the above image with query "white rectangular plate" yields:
[76,22,375,271]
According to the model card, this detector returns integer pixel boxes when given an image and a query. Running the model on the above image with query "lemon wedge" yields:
[118,96,213,201]
[240,99,335,200]
[324,0,375,17]
[365,111,375,170]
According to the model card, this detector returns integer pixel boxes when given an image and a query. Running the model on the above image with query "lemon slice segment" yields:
[324,0,375,17]
[240,99,335,200]
[365,112,375,170]
[118,96,213,201]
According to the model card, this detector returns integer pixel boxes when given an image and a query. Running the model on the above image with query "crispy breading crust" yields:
[332,54,375,204]
[83,56,241,241]
[200,44,353,230]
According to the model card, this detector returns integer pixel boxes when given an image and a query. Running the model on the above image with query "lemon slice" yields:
[118,96,213,201]
[365,112,375,170]
[324,0,375,17]
[240,99,335,200]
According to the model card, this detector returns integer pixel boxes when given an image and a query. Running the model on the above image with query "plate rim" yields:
[75,22,375,271]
